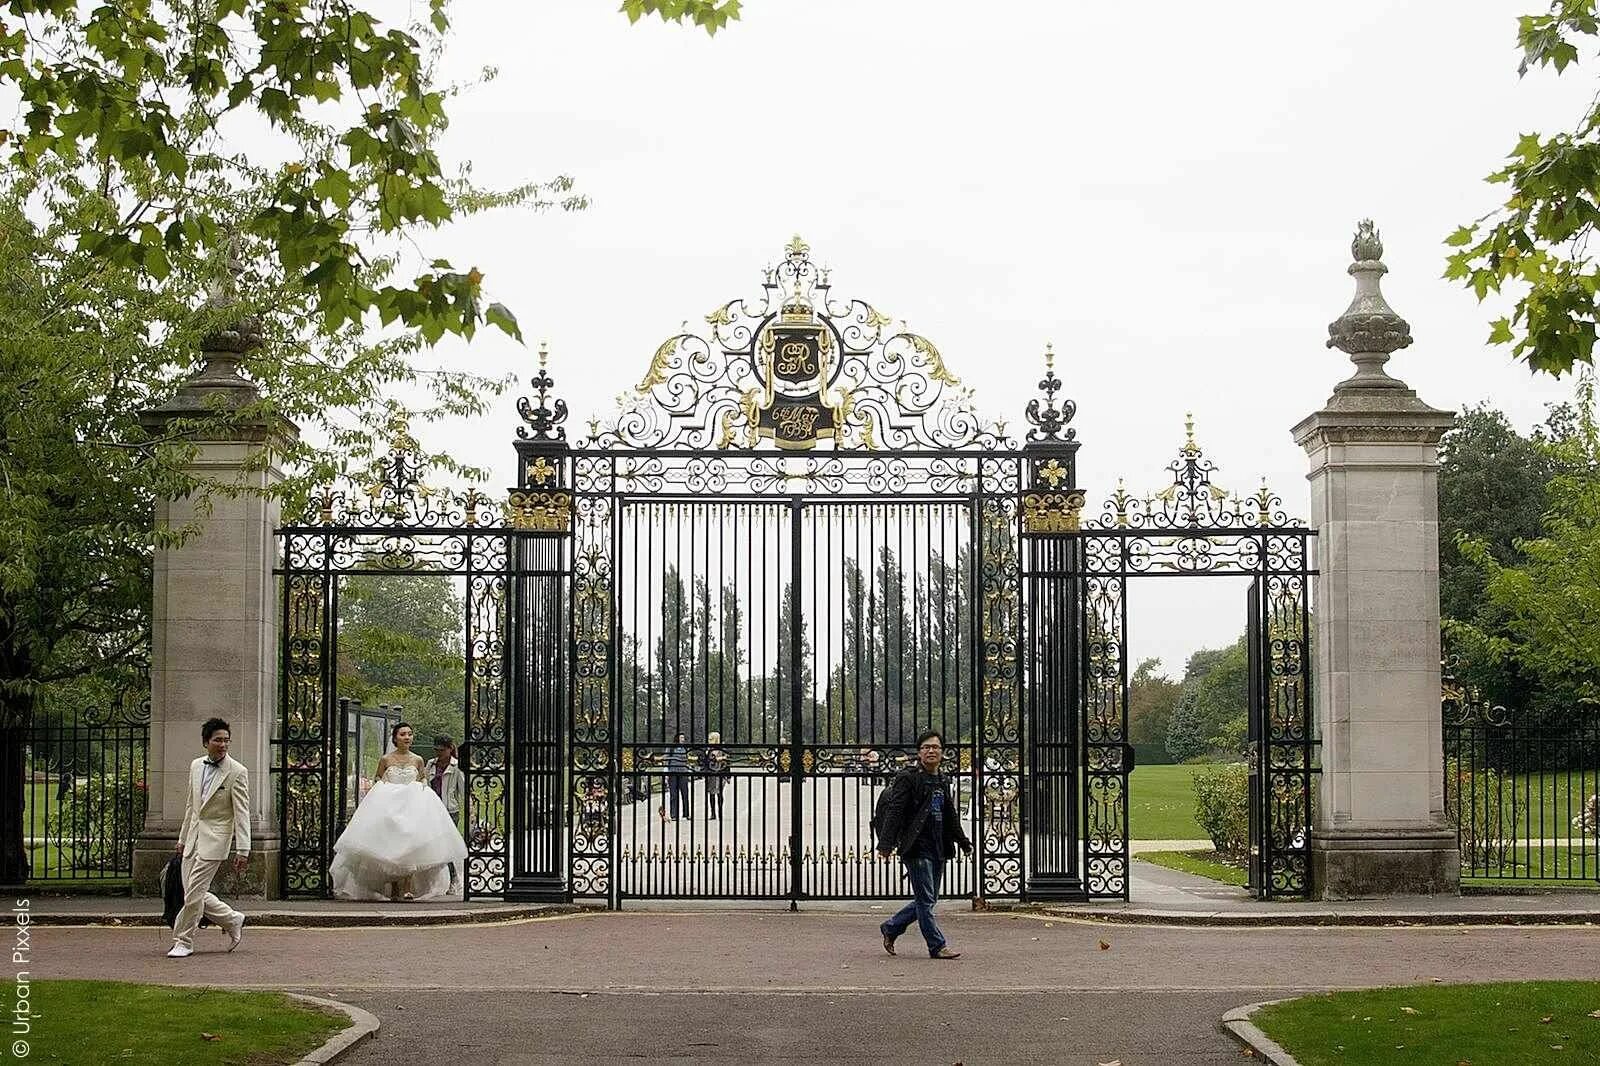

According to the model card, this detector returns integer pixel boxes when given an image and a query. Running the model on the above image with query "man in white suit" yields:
[167,717,249,958]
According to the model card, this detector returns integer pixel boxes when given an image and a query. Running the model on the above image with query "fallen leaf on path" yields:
[1098,940,1110,951]
[1096,1060,1120,1066]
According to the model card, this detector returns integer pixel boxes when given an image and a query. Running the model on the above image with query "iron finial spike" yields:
[1184,412,1197,451]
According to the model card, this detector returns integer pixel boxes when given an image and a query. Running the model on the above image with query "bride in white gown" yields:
[331,723,467,901]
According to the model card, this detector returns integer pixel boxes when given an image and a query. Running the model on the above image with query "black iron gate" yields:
[1064,421,1317,899]
[274,240,1316,903]
[558,239,1036,905]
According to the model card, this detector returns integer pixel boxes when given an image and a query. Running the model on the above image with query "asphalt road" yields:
[39,909,1600,1064]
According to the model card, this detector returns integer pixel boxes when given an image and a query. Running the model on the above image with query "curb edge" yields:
[286,992,380,1066]
[1220,1000,1301,1066]
[1032,906,1600,928]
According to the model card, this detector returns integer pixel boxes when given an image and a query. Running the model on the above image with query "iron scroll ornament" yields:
[584,236,1010,452]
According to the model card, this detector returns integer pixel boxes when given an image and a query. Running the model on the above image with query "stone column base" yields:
[133,831,282,900]
[1311,827,1460,899]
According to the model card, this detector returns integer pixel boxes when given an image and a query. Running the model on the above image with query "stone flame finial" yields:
[1326,219,1412,390]
[1351,219,1383,263]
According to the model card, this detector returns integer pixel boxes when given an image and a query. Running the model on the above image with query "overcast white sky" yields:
[401,1,1587,675]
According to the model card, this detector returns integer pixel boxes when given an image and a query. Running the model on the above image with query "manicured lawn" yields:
[1128,763,1208,840]
[1453,769,1600,843]
[1461,842,1598,883]
[1253,981,1600,1065]
[1137,849,1247,886]
[27,980,347,1065]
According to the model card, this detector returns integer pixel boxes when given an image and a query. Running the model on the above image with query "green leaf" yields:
[1488,318,1514,345]
[485,301,521,341]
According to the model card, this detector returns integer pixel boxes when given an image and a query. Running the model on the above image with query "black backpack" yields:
[870,777,901,849]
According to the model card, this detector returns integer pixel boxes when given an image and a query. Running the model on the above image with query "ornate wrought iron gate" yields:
[555,239,1032,905]
[1067,422,1317,899]
[274,239,1316,903]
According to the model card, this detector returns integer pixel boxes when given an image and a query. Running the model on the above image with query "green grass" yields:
[1137,849,1247,886]
[1253,981,1600,1066]
[1128,763,1209,840]
[27,980,347,1065]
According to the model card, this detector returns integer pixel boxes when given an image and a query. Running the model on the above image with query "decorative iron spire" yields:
[1327,219,1412,389]
[516,341,569,441]
[1025,343,1076,443]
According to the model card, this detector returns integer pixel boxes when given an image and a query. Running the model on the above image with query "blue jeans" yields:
[880,855,945,955]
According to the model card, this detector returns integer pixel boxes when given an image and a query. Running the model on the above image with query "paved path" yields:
[38,908,1600,1064]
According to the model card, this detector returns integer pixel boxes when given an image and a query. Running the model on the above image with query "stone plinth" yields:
[1293,221,1459,898]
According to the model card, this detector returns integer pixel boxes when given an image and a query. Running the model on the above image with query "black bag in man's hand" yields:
[160,854,210,929]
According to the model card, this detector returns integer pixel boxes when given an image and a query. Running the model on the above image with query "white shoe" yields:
[166,944,193,958]
[224,915,244,952]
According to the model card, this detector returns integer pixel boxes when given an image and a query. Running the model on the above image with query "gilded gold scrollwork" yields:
[1022,490,1086,533]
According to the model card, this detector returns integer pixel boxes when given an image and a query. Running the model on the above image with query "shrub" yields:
[1192,762,1249,857]
[51,771,148,873]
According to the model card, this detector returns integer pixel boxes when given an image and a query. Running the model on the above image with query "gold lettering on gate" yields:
[773,404,820,439]
[776,340,814,376]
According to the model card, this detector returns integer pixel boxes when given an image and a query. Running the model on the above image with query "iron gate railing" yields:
[20,692,150,884]
[1444,683,1600,886]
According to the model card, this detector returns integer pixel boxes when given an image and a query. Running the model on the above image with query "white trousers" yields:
[172,852,243,949]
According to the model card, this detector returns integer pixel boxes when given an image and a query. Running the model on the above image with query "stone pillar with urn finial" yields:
[1292,221,1459,898]
[131,254,298,897]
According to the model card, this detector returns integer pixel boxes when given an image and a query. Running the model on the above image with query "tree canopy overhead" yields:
[0,0,741,343]
[1449,2,1600,375]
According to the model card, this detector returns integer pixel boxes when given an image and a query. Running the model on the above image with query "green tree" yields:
[1128,658,1181,764]
[1162,639,1249,761]
[1437,402,1580,706]
[0,0,740,341]
[772,579,815,742]
[1446,2,1600,374]
[336,575,465,755]
[1457,379,1600,703]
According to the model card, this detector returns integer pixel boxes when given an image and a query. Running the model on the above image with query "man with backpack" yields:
[872,729,972,959]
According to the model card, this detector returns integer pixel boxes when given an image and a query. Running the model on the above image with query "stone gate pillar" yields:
[131,291,298,898]
[1292,221,1458,898]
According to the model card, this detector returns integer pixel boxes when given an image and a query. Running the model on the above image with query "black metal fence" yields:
[1443,686,1599,885]
[21,695,150,883]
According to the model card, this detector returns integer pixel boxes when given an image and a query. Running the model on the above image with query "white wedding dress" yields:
[331,762,467,901]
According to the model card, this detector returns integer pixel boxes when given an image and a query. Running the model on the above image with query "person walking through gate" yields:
[167,717,249,958]
[874,729,972,959]
[701,732,730,819]
[666,733,692,821]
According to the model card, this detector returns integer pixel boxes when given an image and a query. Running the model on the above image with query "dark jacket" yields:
[877,768,972,861]
[161,854,210,929]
